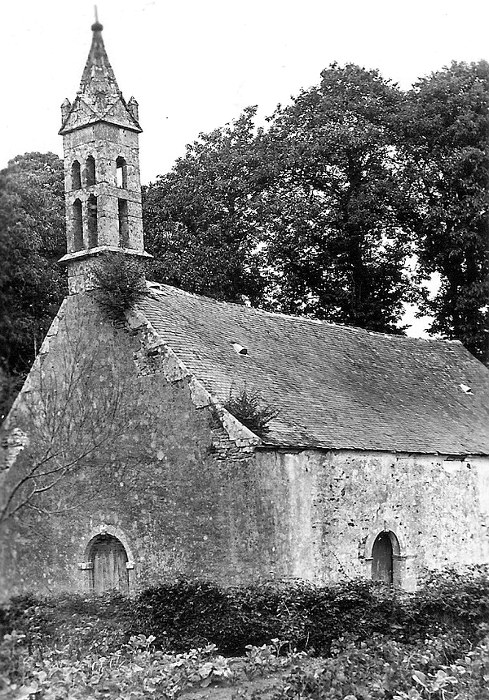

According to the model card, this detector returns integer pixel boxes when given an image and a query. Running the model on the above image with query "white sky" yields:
[2,0,487,335]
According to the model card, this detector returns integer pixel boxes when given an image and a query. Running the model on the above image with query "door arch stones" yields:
[78,525,135,593]
[88,534,129,593]
[363,526,415,589]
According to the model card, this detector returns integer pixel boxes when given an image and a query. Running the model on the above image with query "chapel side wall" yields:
[0,294,277,600]
[253,449,489,589]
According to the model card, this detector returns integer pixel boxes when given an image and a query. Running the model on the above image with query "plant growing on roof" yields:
[223,386,279,438]
[92,252,148,317]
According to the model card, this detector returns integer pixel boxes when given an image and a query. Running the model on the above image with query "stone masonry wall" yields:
[0,294,268,599]
[2,293,488,599]
[253,449,489,590]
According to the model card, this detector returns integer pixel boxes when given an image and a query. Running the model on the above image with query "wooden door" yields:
[90,535,129,594]
[372,532,393,584]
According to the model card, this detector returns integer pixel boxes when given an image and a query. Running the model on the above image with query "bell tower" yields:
[59,17,151,293]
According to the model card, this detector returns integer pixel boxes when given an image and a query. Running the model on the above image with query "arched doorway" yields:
[88,534,129,594]
[372,531,395,584]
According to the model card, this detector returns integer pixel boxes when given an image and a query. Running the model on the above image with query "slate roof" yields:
[137,284,489,455]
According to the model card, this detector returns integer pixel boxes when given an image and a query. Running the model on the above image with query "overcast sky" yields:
[2,0,487,336]
[2,0,488,183]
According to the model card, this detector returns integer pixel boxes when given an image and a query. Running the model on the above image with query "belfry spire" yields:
[58,19,150,294]
[79,14,120,102]
[60,18,141,136]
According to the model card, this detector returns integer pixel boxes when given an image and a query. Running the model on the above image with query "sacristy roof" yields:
[137,284,489,455]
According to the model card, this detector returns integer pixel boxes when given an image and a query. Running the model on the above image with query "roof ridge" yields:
[145,281,460,345]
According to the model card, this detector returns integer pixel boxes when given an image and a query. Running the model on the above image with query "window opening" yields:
[71,160,81,190]
[116,156,127,188]
[73,199,83,251]
[87,195,98,247]
[85,155,96,187]
[118,199,129,247]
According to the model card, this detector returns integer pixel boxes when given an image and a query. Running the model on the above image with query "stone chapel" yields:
[1,21,489,599]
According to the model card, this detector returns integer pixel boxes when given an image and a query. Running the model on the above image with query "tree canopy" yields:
[143,107,267,305]
[144,60,488,357]
[0,152,66,417]
[401,61,489,362]
[257,64,413,332]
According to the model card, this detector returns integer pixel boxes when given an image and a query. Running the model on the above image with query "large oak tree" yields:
[400,61,489,363]
[258,64,414,332]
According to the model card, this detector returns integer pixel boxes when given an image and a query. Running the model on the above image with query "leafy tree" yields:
[143,67,416,333]
[143,107,267,304]
[259,63,414,332]
[0,152,66,418]
[402,61,489,363]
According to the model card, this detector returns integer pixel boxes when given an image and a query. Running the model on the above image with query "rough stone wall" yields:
[0,294,268,600]
[253,449,489,590]
[63,250,149,295]
[2,294,488,599]
[63,123,143,255]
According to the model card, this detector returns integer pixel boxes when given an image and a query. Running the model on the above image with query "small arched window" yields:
[87,195,98,248]
[118,199,129,247]
[85,155,96,187]
[73,199,83,251]
[116,156,127,188]
[71,160,81,190]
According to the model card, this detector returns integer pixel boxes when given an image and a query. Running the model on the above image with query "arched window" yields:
[118,198,129,247]
[88,535,129,594]
[71,160,81,190]
[85,155,96,187]
[116,156,127,188]
[73,199,83,251]
[87,195,98,247]
[372,531,400,584]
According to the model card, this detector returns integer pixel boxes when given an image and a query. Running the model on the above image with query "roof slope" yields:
[137,285,489,455]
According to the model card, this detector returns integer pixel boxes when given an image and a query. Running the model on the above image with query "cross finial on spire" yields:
[91,5,103,32]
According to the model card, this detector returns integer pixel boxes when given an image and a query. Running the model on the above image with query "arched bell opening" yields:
[116,156,127,188]
[118,198,129,247]
[85,155,96,187]
[71,160,81,190]
[72,198,83,251]
[87,194,98,247]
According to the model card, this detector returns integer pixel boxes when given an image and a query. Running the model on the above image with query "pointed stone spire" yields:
[79,16,120,104]
[60,16,141,135]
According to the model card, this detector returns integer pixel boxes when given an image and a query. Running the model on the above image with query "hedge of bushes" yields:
[1,566,488,657]
[132,567,489,654]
